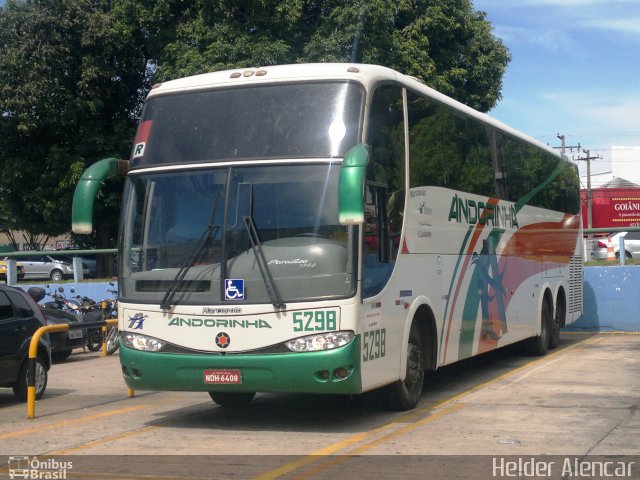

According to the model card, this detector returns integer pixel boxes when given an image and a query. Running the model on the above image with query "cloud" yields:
[582,17,640,35]
[492,25,581,53]
[488,0,636,6]
[538,89,640,146]
[477,0,640,37]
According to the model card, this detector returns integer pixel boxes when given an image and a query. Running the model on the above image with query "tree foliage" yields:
[136,0,510,112]
[0,0,147,249]
[0,0,510,249]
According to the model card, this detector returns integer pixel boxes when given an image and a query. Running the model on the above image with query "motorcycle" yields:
[71,293,103,352]
[43,285,84,317]
[81,283,119,355]
[39,286,87,361]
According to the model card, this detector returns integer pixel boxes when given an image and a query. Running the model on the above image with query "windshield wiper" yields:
[160,192,222,310]
[243,215,286,310]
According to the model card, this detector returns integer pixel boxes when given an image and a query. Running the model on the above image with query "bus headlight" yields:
[285,331,354,352]
[122,332,166,352]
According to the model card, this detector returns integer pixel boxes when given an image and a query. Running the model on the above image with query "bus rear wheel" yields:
[549,294,565,350]
[383,321,425,411]
[209,391,256,407]
[526,298,551,356]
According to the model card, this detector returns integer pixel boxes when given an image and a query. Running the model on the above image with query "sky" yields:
[473,0,640,178]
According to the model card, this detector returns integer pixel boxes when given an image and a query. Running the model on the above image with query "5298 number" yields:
[362,328,386,362]
[293,310,337,332]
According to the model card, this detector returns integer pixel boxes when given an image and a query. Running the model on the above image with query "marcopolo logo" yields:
[202,306,242,315]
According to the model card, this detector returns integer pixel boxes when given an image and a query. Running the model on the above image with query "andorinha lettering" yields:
[448,194,519,228]
[168,317,272,329]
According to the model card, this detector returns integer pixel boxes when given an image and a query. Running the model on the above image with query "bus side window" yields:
[363,84,406,297]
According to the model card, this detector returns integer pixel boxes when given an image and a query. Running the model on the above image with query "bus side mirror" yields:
[72,158,130,234]
[338,144,370,225]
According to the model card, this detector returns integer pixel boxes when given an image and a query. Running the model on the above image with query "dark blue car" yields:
[0,286,51,401]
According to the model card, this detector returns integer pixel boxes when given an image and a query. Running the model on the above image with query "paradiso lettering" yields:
[168,317,272,329]
[448,194,519,228]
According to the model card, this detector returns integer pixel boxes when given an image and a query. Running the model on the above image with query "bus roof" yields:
[149,63,566,163]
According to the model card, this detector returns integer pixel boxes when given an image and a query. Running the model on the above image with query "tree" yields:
[0,0,148,251]
[139,0,510,112]
[0,0,509,254]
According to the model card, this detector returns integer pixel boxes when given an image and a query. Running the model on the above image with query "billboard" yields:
[581,188,640,229]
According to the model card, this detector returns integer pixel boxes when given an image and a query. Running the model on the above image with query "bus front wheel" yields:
[209,391,256,407]
[383,321,425,411]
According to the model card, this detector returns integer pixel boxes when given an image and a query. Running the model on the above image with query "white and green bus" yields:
[72,64,583,410]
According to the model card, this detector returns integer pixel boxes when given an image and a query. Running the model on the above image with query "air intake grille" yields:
[568,255,583,314]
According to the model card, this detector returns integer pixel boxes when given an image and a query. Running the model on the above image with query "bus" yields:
[72,64,583,411]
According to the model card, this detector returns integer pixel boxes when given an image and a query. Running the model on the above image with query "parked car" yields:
[0,259,25,282]
[0,285,51,401]
[591,231,640,260]
[40,305,86,362]
[58,254,97,279]
[9,254,89,281]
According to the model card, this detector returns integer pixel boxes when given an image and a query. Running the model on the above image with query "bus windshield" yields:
[132,81,364,167]
[119,164,356,305]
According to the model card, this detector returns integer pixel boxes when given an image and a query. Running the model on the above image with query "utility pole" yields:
[555,133,581,156]
[555,133,587,229]
[575,149,601,230]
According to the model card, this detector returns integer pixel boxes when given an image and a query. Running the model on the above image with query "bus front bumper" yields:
[120,337,362,395]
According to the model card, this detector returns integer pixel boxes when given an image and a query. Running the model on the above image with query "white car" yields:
[591,231,640,260]
[10,255,89,281]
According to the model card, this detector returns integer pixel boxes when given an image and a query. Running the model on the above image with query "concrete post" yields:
[6,259,18,286]
[73,257,84,282]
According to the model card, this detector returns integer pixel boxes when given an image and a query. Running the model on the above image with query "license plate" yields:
[204,369,241,385]
[68,329,83,339]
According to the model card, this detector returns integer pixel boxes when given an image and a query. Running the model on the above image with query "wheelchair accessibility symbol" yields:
[225,279,245,300]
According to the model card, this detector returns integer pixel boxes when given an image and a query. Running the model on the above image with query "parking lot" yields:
[0,333,639,479]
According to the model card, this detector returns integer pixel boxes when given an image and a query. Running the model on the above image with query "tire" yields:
[383,321,425,411]
[86,334,103,352]
[50,269,64,281]
[549,295,565,350]
[106,327,120,355]
[209,391,256,407]
[52,350,72,362]
[526,298,551,356]
[13,357,48,401]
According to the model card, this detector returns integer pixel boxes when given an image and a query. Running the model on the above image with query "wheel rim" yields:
[34,362,46,395]
[106,328,119,353]
[51,271,62,281]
